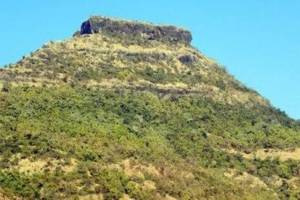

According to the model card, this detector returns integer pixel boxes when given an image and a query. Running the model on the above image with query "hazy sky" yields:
[0,0,299,119]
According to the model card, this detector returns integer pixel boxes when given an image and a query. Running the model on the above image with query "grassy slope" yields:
[0,27,299,199]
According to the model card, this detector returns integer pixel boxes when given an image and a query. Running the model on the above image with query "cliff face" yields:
[79,16,192,44]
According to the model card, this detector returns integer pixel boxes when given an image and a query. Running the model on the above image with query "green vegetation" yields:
[0,17,299,199]
[0,86,298,199]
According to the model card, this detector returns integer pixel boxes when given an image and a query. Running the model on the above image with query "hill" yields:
[0,16,300,200]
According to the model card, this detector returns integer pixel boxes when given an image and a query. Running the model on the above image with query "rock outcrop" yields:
[178,54,197,64]
[79,16,192,44]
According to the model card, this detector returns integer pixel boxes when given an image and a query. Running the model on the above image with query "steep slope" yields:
[0,16,299,199]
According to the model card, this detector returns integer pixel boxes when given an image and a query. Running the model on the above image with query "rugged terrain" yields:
[0,16,300,200]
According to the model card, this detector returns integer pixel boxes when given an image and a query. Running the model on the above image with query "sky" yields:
[0,0,299,119]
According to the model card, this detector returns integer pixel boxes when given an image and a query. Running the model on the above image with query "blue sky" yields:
[0,1,299,119]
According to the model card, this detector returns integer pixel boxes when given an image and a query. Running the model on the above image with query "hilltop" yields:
[0,16,300,200]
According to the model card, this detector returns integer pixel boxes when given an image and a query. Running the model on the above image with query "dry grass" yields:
[224,169,272,194]
[0,31,270,108]
[77,194,104,200]
[244,148,300,161]
[122,159,161,179]
[119,194,133,200]
[163,194,177,200]
[0,193,12,200]
[225,148,300,161]
[12,157,78,174]
[142,180,156,191]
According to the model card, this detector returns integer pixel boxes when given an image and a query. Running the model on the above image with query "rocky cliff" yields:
[79,16,192,44]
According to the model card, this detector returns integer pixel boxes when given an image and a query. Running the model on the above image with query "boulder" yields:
[178,54,197,64]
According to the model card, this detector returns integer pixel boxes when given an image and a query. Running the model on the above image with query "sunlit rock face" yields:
[79,16,192,44]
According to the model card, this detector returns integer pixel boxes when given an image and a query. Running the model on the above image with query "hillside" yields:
[0,16,300,200]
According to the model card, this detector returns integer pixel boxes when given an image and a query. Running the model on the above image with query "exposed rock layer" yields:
[79,16,192,44]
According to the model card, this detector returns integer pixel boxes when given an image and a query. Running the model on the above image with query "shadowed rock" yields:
[178,54,197,64]
[79,16,192,44]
